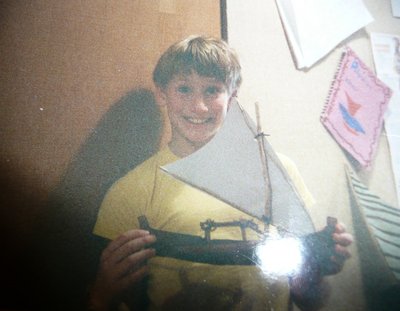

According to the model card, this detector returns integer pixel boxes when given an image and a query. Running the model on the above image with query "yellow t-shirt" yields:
[94,147,315,310]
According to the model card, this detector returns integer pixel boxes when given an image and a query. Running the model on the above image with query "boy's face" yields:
[157,71,234,156]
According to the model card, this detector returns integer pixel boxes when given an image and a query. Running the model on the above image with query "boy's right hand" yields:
[89,229,156,311]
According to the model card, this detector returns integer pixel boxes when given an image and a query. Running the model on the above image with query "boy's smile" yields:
[157,72,234,157]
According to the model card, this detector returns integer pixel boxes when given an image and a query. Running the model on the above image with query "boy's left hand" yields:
[302,219,353,276]
[290,221,353,309]
[326,222,353,275]
[290,224,353,310]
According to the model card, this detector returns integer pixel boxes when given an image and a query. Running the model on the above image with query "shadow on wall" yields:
[31,88,162,310]
[0,163,47,309]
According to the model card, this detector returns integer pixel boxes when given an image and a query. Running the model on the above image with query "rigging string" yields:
[254,102,273,226]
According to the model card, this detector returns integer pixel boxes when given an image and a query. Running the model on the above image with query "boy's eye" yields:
[206,86,220,95]
[177,85,191,94]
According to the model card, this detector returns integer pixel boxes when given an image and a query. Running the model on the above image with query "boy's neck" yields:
[168,138,205,158]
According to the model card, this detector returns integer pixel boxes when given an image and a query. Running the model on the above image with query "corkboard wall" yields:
[226,1,399,310]
[0,0,220,307]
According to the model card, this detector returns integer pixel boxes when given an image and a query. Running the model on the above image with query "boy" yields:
[90,36,352,310]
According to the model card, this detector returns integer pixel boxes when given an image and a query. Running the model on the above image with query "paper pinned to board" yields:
[275,0,374,69]
[370,32,400,205]
[320,47,392,168]
[392,0,400,18]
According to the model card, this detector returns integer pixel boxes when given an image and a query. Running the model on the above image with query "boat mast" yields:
[254,102,272,225]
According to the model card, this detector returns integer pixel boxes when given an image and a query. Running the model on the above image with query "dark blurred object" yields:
[378,283,400,311]
[348,173,400,311]
[32,88,161,310]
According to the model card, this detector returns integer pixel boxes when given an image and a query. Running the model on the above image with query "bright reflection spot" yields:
[255,237,304,277]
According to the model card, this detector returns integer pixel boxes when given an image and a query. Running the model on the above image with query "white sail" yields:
[161,100,315,236]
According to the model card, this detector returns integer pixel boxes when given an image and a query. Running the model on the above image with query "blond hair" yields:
[153,35,242,95]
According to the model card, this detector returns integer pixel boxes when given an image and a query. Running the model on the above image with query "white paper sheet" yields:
[392,0,400,18]
[275,0,374,69]
[370,32,400,206]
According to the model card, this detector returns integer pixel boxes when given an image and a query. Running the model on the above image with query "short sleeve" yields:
[277,153,316,209]
[93,173,149,240]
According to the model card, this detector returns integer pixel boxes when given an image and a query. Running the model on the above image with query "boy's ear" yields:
[155,87,167,106]
[228,90,238,108]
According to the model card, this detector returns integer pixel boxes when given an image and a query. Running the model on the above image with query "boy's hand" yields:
[302,219,353,276]
[327,222,353,274]
[89,230,156,311]
[290,221,353,310]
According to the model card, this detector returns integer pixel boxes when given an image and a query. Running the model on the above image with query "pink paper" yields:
[321,48,392,168]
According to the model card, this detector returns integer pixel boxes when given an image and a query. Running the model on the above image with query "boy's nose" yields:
[191,96,208,113]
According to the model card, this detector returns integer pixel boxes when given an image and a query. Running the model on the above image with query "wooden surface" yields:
[0,1,221,308]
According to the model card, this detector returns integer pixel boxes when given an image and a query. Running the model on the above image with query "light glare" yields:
[255,237,304,276]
